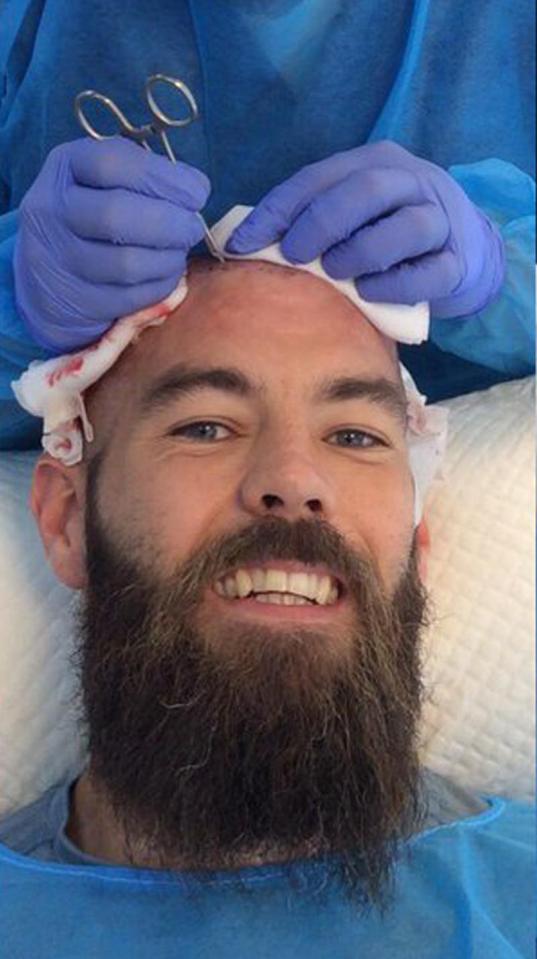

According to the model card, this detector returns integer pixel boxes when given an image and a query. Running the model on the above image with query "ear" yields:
[30,455,87,590]
[415,517,431,583]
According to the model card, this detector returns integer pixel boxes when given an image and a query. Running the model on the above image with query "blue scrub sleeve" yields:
[0,211,52,450]
[430,158,536,376]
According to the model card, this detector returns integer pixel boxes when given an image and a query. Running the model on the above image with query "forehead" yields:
[85,260,402,439]
[132,261,399,384]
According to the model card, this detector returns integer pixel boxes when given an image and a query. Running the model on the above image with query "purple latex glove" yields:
[227,140,505,319]
[14,137,210,353]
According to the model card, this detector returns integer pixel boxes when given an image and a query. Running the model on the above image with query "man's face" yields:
[88,260,414,591]
[75,261,429,912]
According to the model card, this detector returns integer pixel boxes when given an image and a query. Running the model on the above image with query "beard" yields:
[72,456,431,915]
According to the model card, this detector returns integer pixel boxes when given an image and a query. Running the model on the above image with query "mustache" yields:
[168,514,385,603]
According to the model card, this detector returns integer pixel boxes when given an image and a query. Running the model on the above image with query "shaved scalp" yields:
[187,255,307,280]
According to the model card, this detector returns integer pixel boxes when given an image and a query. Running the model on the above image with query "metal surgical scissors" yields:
[74,74,224,261]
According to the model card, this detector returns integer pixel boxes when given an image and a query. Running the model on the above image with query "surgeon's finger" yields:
[322,203,450,279]
[63,185,205,248]
[225,160,352,254]
[225,181,311,253]
[356,250,460,305]
[92,273,183,318]
[81,273,182,327]
[67,137,210,209]
[225,143,414,253]
[32,271,183,353]
[63,236,189,286]
[228,164,425,256]
[279,169,426,264]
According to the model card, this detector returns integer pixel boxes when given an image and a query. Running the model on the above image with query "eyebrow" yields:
[138,363,408,425]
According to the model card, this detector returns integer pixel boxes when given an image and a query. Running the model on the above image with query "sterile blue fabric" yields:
[430,159,536,375]
[0,779,533,958]
[0,0,535,449]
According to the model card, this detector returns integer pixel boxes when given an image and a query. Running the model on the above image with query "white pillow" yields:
[419,376,534,803]
[0,377,534,816]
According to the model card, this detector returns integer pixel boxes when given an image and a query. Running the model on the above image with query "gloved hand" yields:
[14,137,211,353]
[226,140,505,319]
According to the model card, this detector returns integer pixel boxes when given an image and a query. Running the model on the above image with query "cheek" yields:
[116,463,225,575]
[346,463,414,585]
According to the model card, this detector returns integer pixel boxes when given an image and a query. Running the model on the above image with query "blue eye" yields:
[330,429,386,448]
[170,422,229,441]
[169,422,386,448]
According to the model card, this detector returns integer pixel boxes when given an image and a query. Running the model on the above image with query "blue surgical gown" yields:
[0,0,535,449]
[0,787,534,958]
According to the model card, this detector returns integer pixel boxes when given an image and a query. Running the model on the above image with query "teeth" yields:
[224,576,238,598]
[215,567,340,605]
[316,576,332,605]
[235,568,252,598]
[255,593,312,605]
[251,568,266,592]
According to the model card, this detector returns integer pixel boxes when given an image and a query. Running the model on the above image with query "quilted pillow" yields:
[0,377,534,815]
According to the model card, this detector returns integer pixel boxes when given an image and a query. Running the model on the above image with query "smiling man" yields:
[0,259,532,957]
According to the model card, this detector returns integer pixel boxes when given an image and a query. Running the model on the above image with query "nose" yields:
[238,442,337,521]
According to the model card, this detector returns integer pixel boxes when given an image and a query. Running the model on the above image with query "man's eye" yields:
[329,429,387,449]
[169,422,386,448]
[169,422,230,441]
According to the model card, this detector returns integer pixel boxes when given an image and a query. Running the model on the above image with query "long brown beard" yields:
[72,455,431,915]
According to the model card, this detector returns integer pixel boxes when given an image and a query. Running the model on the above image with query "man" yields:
[0,260,532,957]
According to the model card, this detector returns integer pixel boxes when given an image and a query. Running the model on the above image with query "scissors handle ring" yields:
[145,74,199,128]
[74,90,147,142]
